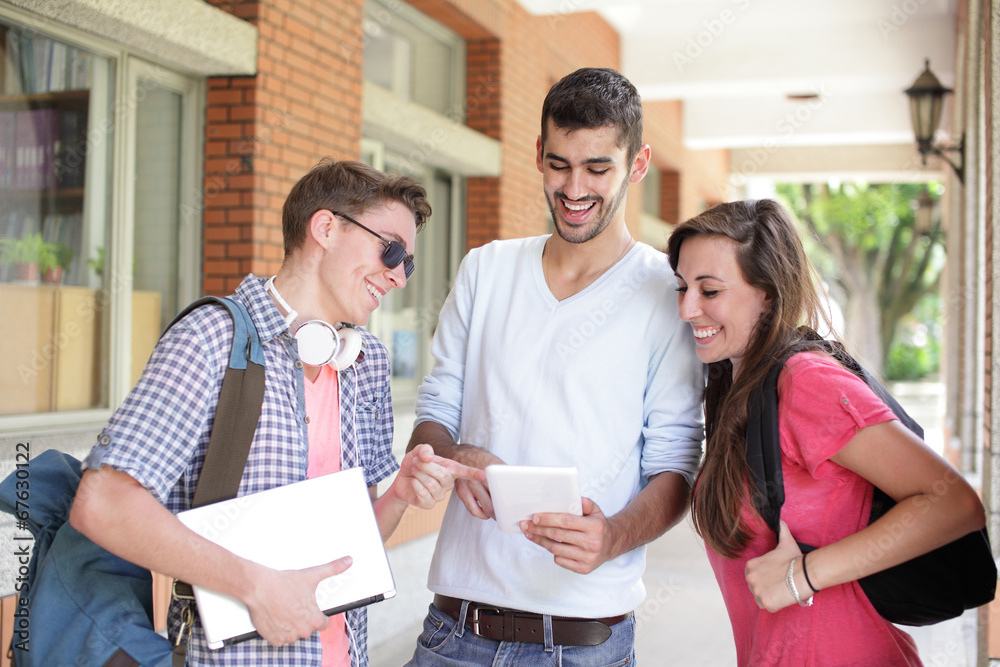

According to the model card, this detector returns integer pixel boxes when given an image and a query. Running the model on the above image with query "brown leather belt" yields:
[432,594,629,647]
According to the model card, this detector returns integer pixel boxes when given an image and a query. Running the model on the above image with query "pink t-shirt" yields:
[304,364,350,667]
[705,353,922,667]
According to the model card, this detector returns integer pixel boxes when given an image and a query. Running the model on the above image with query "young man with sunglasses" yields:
[71,158,484,667]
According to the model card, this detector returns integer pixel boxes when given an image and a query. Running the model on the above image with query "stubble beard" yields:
[546,172,631,245]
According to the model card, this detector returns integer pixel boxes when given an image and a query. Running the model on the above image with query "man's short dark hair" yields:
[540,67,643,161]
[281,158,431,255]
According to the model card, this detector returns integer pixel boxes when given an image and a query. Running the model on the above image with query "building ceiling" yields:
[515,0,958,182]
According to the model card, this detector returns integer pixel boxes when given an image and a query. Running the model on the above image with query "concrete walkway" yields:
[369,379,981,666]
[366,518,739,666]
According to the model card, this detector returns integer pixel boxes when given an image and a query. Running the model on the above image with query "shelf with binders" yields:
[0,88,90,286]
[0,23,91,96]
[0,21,91,190]
[0,89,89,193]
[0,88,89,107]
[0,186,84,202]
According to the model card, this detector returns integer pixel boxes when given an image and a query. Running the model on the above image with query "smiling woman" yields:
[665,199,987,667]
[673,234,770,376]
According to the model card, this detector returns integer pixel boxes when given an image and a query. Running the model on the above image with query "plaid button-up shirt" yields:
[85,274,399,667]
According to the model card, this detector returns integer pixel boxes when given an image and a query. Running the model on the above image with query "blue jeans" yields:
[405,600,636,666]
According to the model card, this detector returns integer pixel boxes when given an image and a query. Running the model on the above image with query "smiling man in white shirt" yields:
[404,68,705,666]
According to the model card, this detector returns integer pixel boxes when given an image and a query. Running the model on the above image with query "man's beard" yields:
[546,172,631,244]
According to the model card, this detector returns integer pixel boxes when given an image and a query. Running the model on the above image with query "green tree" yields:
[776,182,945,374]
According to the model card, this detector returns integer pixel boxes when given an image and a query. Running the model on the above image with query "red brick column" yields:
[465,38,502,250]
[202,0,365,294]
[659,170,681,225]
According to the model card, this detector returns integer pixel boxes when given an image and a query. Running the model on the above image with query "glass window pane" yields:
[374,156,459,399]
[363,19,413,100]
[363,0,459,116]
[132,82,183,383]
[0,23,114,416]
[134,85,181,323]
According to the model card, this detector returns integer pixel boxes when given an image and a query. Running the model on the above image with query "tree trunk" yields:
[843,289,883,372]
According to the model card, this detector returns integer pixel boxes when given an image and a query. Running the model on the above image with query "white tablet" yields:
[485,465,582,533]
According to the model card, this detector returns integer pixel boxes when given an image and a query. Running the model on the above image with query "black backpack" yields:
[745,339,997,626]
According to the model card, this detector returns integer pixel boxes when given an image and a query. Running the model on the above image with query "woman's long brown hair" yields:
[666,200,834,558]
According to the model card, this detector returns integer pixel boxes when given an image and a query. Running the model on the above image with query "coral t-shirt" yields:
[705,353,922,667]
[304,364,350,667]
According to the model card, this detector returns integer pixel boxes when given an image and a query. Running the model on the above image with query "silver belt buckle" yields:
[471,605,502,636]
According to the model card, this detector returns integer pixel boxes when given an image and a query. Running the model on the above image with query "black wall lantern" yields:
[904,59,964,184]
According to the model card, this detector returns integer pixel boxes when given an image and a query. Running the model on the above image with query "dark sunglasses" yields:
[333,211,415,279]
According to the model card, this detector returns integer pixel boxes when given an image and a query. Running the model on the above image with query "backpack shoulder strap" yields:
[822,340,924,523]
[163,297,265,508]
[745,341,926,541]
[746,359,786,537]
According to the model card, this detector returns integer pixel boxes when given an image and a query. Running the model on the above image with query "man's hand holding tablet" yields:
[485,465,582,533]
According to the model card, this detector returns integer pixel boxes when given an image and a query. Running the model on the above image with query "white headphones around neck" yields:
[265,276,364,370]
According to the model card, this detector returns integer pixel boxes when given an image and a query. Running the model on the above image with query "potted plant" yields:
[41,242,73,285]
[0,233,48,283]
[88,246,104,278]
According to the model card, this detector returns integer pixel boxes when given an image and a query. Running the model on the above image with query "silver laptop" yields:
[177,466,396,650]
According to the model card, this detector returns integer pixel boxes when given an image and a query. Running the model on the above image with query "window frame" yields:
[0,7,204,434]
[364,0,466,120]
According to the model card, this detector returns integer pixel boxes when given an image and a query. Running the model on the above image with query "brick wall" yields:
[202,0,729,265]
[643,99,729,222]
[659,170,681,225]
[203,0,365,294]
[466,38,503,248]
[409,0,505,40]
